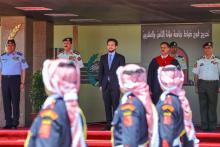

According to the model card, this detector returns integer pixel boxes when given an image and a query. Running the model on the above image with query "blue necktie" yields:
[108,54,112,69]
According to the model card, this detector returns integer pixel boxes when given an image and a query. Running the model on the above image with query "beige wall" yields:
[53,23,220,124]
[54,25,73,48]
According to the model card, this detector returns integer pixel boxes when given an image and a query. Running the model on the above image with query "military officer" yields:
[0,39,28,129]
[170,41,187,70]
[193,42,220,131]
[57,37,84,68]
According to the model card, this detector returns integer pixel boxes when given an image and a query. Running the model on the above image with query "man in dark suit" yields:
[98,38,125,130]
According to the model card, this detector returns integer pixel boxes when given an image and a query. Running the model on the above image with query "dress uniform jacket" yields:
[112,93,148,147]
[25,97,86,147]
[192,55,220,130]
[157,93,193,147]
[58,50,84,68]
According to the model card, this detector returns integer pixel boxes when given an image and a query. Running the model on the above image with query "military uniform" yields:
[112,93,148,147]
[193,54,220,130]
[175,55,187,70]
[0,50,28,128]
[25,96,86,147]
[157,93,193,147]
[58,50,84,68]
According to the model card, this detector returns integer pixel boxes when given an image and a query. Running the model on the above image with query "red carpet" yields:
[0,124,219,147]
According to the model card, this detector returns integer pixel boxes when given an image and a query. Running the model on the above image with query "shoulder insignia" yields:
[123,115,133,127]
[1,52,6,56]
[162,104,174,112]
[40,109,58,120]
[21,59,26,63]
[163,112,172,125]
[215,56,220,59]
[16,52,23,56]
[73,50,80,55]
[121,104,136,111]
[39,119,52,138]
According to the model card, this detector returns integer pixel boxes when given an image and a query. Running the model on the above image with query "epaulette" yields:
[73,50,80,55]
[215,56,220,59]
[197,56,204,60]
[16,51,23,56]
[1,52,6,56]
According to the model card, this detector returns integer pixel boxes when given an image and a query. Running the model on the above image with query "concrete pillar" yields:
[33,21,54,73]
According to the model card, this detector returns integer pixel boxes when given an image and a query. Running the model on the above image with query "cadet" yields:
[157,65,198,147]
[0,39,28,129]
[25,59,86,147]
[112,64,159,147]
[193,42,220,131]
[57,37,84,68]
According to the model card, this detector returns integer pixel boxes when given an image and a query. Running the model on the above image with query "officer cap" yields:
[170,41,178,47]
[203,42,212,48]
[63,37,72,44]
[7,39,16,45]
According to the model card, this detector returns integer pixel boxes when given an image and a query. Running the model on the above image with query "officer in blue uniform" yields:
[112,93,149,147]
[193,42,220,131]
[0,39,28,129]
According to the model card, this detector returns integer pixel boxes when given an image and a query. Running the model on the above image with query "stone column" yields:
[33,21,54,73]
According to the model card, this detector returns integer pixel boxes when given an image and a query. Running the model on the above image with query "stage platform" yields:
[0,123,219,147]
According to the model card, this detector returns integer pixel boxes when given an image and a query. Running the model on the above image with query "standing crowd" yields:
[0,37,219,147]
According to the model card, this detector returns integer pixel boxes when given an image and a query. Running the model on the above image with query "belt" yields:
[2,75,20,78]
[199,79,218,82]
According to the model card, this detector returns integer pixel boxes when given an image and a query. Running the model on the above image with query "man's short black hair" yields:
[107,38,118,46]
[160,42,170,48]
[63,37,72,44]
[7,39,16,45]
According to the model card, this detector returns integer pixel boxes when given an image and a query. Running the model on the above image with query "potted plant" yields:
[29,71,47,120]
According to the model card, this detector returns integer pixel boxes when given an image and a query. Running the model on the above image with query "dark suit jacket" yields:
[98,52,125,90]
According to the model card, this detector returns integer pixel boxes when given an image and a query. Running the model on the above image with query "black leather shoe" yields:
[3,125,12,129]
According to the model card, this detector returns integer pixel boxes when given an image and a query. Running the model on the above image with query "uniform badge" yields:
[77,57,81,61]
[123,115,133,127]
[69,56,76,61]
[200,63,204,66]
[21,59,26,63]
[121,104,135,111]
[12,56,19,61]
[40,109,58,120]
[162,105,174,112]
[39,119,52,138]
[211,60,217,64]
[163,112,172,125]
